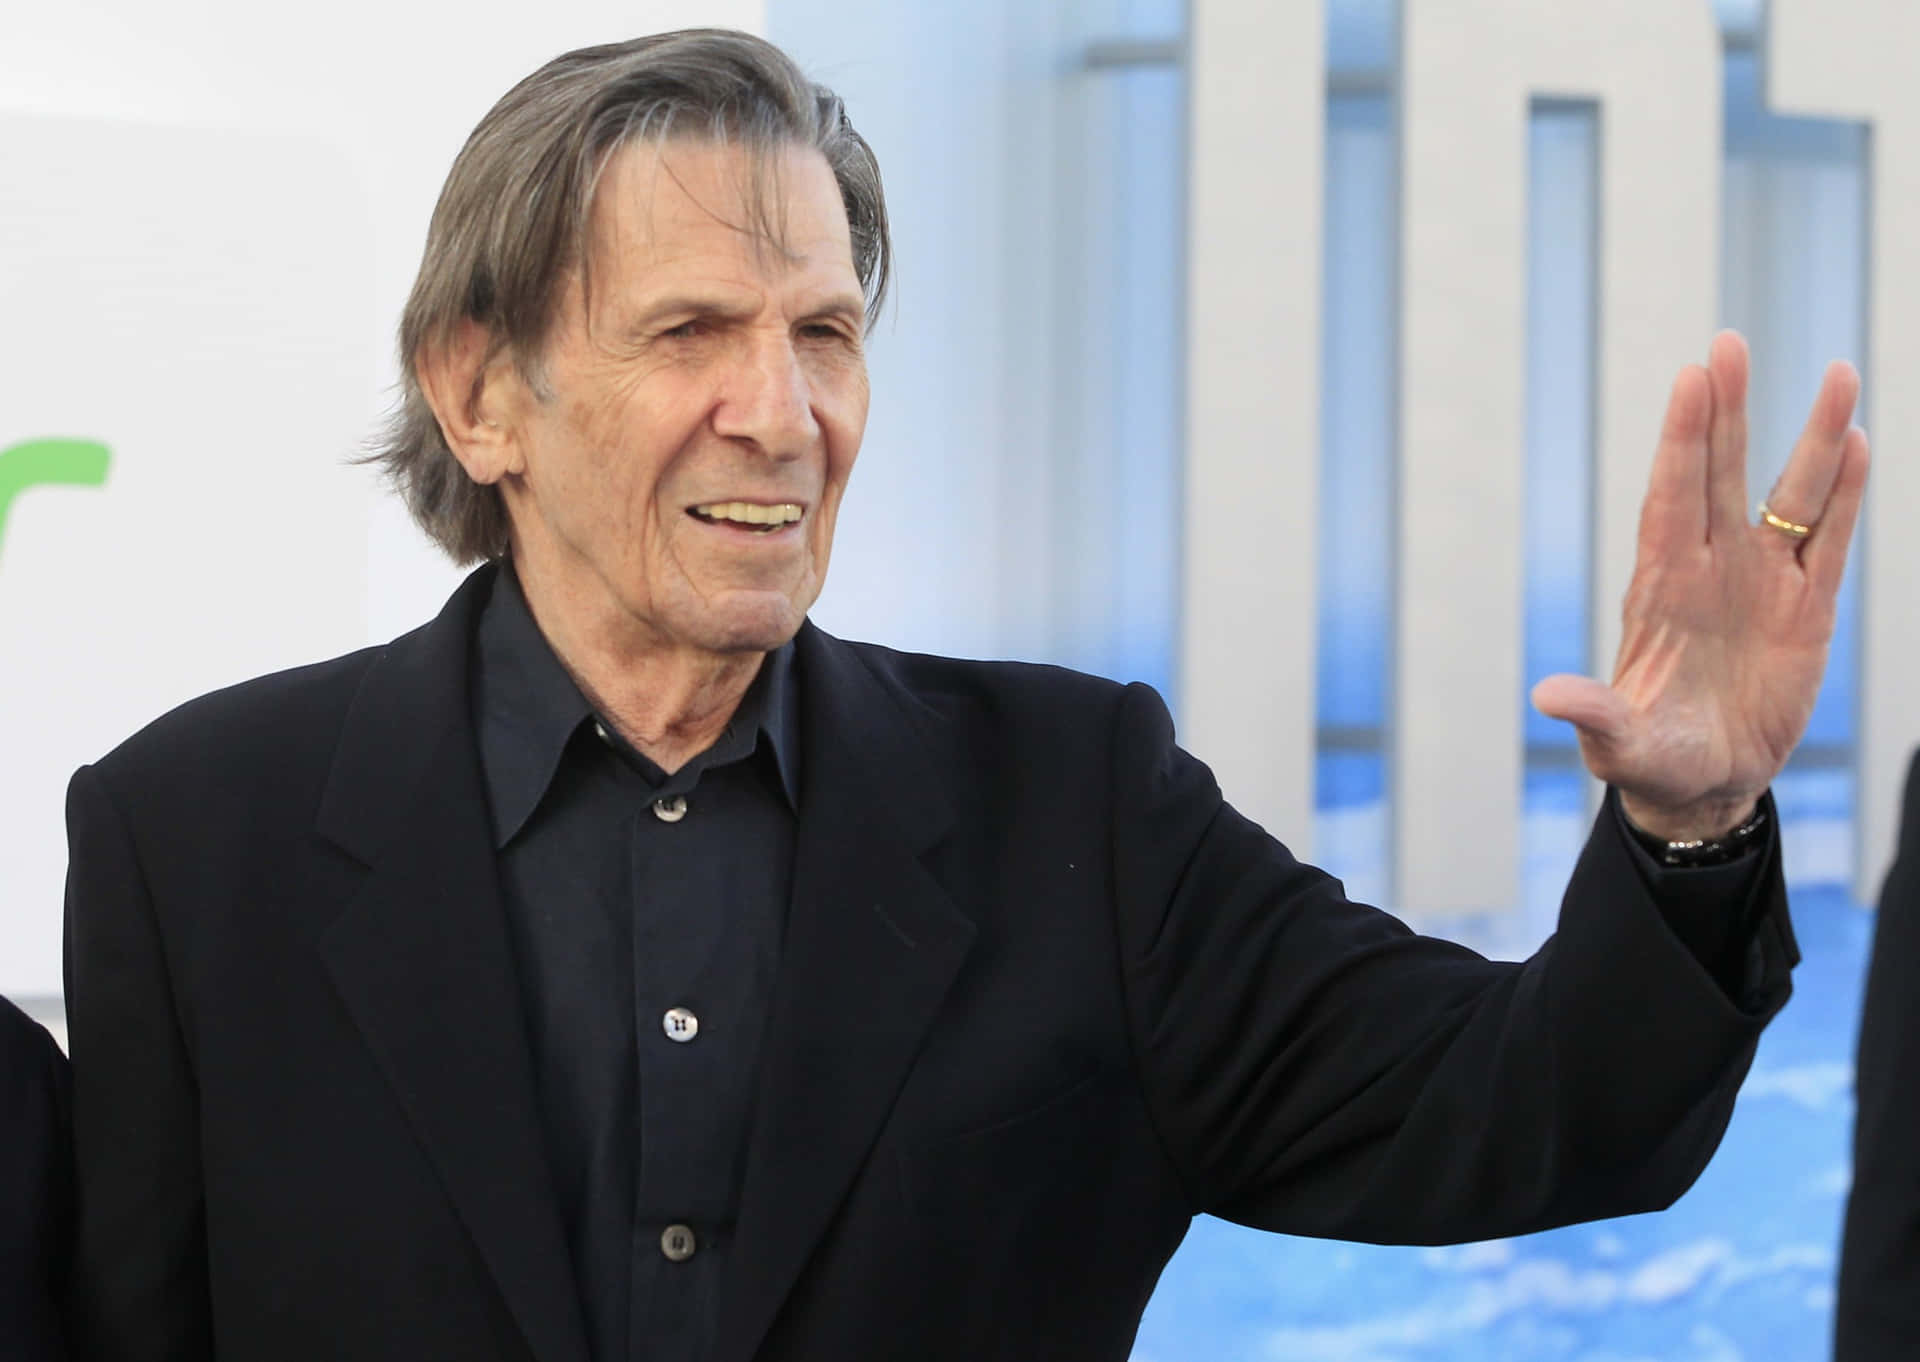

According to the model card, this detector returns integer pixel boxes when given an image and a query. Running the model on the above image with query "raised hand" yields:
[1530,331,1870,843]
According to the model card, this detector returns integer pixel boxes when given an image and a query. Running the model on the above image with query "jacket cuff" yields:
[1604,786,1797,1011]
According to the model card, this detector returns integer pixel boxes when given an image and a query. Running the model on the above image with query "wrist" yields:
[1617,792,1760,845]
[1619,792,1769,868]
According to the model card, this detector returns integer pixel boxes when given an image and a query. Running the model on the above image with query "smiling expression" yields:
[484,137,870,661]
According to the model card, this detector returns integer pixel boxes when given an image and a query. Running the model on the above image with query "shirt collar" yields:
[472,564,802,848]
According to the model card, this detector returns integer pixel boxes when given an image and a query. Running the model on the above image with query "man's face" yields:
[493,138,869,658]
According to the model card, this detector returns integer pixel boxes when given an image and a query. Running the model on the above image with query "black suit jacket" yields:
[65,565,1796,1362]
[1836,749,1920,1360]
[1,994,70,1362]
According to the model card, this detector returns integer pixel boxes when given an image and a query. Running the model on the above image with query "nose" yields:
[712,332,818,460]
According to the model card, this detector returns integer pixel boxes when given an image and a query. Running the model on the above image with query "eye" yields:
[661,319,706,340]
[798,322,854,343]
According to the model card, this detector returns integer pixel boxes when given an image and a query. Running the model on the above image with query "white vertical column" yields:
[1766,0,1920,903]
[1180,0,1324,853]
[1396,1,1720,912]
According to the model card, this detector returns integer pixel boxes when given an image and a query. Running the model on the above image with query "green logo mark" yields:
[0,438,112,565]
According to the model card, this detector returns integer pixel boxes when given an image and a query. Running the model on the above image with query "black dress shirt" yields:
[473,567,799,1362]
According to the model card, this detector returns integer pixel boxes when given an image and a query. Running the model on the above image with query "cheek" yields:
[816,441,858,536]
[812,449,857,571]
[553,401,689,537]
[818,369,869,492]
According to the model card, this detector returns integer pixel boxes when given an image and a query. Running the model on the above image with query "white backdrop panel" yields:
[1396,0,1720,912]
[1181,0,1323,858]
[0,116,371,995]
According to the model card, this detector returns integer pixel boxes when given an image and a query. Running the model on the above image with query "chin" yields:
[682,596,808,655]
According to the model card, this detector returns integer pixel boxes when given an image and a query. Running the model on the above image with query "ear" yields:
[414,319,528,485]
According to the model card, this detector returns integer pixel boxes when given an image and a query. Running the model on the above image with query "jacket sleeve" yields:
[63,764,213,1361]
[1109,682,1793,1245]
[1834,748,1920,1360]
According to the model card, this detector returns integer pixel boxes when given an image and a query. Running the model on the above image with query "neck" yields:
[509,558,765,775]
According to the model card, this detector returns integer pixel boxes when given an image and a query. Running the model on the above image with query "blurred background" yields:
[0,0,1902,1356]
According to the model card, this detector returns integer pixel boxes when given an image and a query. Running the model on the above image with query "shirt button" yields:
[660,1224,697,1262]
[662,1007,699,1042]
[653,794,688,823]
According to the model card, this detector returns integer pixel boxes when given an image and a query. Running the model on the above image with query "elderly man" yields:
[64,27,1868,1362]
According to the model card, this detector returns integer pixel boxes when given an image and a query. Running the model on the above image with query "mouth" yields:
[687,500,805,535]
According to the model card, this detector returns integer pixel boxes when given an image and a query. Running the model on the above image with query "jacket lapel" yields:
[713,626,976,1362]
[313,565,590,1362]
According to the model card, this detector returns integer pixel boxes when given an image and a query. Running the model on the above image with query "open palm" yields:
[1532,332,1870,842]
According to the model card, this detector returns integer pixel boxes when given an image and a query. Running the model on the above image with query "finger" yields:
[1638,363,1714,553]
[1530,674,1631,747]
[1802,425,1870,597]
[1758,358,1861,544]
[1705,330,1751,541]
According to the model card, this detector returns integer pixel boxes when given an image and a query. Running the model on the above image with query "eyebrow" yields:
[800,292,868,324]
[632,293,761,325]
[629,290,867,327]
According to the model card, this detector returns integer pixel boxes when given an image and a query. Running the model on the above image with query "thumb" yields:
[1530,674,1631,745]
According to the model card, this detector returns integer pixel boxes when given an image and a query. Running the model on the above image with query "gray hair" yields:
[368,28,891,564]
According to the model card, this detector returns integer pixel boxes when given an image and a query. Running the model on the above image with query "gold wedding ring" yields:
[1757,501,1814,540]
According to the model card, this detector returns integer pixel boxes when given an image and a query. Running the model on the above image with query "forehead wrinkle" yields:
[635,138,803,275]
[579,140,855,343]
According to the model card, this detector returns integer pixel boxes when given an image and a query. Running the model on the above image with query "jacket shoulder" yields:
[89,569,496,795]
[814,635,1183,787]
[89,643,391,798]
[831,635,1138,716]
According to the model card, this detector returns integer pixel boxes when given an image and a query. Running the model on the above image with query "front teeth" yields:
[693,501,803,526]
